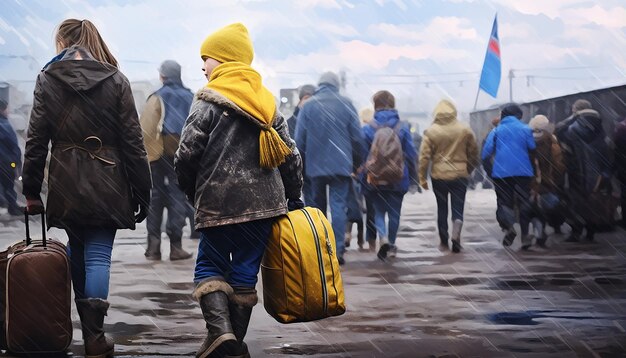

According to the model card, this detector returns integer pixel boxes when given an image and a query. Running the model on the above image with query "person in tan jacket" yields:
[419,99,479,252]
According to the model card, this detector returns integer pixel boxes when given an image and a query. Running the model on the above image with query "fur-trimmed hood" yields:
[196,87,282,131]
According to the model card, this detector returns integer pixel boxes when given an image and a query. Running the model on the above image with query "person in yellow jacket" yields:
[174,23,302,358]
[418,100,479,252]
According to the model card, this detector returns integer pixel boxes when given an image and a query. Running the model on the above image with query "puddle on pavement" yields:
[265,343,348,355]
[487,310,625,326]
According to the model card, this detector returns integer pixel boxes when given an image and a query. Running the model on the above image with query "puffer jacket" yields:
[22,46,152,229]
[419,100,479,187]
[175,88,303,228]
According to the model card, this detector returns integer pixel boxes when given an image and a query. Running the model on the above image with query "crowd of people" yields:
[0,18,623,358]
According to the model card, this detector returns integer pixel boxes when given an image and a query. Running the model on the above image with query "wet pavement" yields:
[1,188,625,357]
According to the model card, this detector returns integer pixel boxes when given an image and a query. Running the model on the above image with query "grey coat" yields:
[175,88,303,229]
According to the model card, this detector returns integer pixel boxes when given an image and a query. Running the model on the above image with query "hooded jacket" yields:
[361,109,417,193]
[418,100,479,187]
[22,46,151,229]
[481,115,536,179]
[175,88,302,228]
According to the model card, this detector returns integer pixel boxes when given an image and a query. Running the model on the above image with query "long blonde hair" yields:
[55,19,118,67]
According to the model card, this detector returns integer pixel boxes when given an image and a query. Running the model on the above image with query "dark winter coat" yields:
[287,106,299,139]
[362,109,418,193]
[0,114,21,173]
[175,88,303,229]
[560,109,612,194]
[614,119,626,183]
[531,134,565,195]
[22,46,152,229]
[295,84,365,178]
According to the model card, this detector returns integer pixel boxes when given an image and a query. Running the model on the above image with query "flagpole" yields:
[473,88,480,110]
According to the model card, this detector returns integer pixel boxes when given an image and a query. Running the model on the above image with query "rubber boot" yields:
[193,280,237,358]
[170,239,193,261]
[75,298,114,358]
[451,219,463,253]
[144,235,161,260]
[225,288,257,358]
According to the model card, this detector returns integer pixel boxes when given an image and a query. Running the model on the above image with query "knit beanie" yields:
[200,23,254,65]
[158,60,182,81]
[529,115,551,138]
[572,99,592,113]
[318,72,340,88]
[500,103,523,120]
[298,84,316,100]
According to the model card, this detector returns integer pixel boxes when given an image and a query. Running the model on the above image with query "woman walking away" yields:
[418,100,479,252]
[22,19,152,357]
[361,90,418,260]
[175,23,302,358]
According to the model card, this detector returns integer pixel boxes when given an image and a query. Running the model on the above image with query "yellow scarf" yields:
[207,62,291,168]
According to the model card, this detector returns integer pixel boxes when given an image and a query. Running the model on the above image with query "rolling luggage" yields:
[0,212,72,354]
[261,207,346,323]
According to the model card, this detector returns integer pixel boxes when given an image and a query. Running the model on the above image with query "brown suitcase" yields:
[0,212,72,354]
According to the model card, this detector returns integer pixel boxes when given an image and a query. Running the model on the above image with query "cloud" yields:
[370,16,479,45]
[297,0,342,9]
[562,5,626,28]
[492,0,588,19]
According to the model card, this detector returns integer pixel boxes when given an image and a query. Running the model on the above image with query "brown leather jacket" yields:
[22,47,151,229]
[175,88,303,228]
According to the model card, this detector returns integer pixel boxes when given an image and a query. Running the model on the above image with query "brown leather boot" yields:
[75,298,114,358]
[144,235,161,260]
[193,280,237,358]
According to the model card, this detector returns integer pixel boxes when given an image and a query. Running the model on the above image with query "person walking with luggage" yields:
[361,90,418,260]
[0,98,22,217]
[175,23,302,358]
[481,104,536,249]
[295,71,365,265]
[556,100,612,241]
[418,99,478,253]
[21,19,151,357]
[528,115,565,245]
[140,60,193,261]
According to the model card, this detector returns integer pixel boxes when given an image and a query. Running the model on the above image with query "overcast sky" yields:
[1,0,625,116]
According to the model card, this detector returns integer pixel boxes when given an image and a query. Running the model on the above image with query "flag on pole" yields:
[478,14,501,98]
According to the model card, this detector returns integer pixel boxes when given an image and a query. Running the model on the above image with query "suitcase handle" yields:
[24,211,46,247]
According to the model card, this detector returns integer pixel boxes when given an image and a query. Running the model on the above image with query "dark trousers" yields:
[493,176,532,236]
[147,156,187,243]
[432,178,468,239]
[308,175,351,256]
[622,183,626,227]
[0,167,19,213]
[364,191,377,242]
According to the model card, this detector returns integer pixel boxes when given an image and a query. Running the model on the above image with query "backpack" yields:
[365,122,404,185]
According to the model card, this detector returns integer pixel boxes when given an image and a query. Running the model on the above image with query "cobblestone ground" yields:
[0,188,625,357]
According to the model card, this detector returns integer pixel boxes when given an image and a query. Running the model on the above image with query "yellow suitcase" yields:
[262,207,346,323]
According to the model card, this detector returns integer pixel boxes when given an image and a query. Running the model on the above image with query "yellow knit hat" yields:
[200,23,254,65]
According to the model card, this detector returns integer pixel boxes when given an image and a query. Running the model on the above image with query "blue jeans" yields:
[147,156,187,242]
[371,191,404,245]
[308,175,351,257]
[432,179,468,238]
[194,218,273,289]
[66,227,116,300]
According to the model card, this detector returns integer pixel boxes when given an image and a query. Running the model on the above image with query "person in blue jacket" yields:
[361,90,418,260]
[295,72,366,265]
[482,103,536,249]
[0,99,22,216]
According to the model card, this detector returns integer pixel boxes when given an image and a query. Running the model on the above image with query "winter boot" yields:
[439,231,449,250]
[367,239,377,252]
[225,288,257,358]
[451,220,463,253]
[193,279,237,358]
[387,244,398,258]
[377,237,391,260]
[75,298,114,358]
[144,235,161,260]
[170,239,193,261]
[502,228,517,247]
